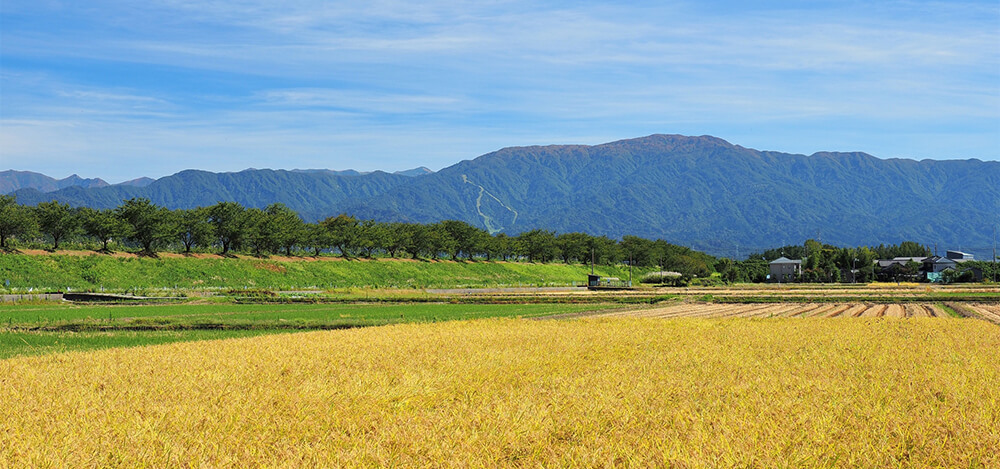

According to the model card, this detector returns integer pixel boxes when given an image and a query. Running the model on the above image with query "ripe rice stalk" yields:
[1,318,998,467]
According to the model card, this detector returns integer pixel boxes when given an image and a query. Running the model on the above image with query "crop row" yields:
[603,303,955,319]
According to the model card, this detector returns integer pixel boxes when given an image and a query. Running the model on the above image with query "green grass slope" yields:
[0,254,642,291]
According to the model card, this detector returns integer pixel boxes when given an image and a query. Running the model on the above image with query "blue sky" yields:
[1,0,998,183]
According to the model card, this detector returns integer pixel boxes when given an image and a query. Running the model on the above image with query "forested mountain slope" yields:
[10,135,998,257]
[348,135,999,256]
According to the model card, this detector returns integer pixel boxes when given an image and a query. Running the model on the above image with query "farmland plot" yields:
[602,303,955,319]
[964,304,1000,324]
[2,318,997,467]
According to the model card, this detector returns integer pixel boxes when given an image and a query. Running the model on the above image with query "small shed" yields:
[587,274,601,288]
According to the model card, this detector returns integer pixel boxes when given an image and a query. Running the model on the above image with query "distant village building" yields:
[868,250,979,283]
[769,257,802,282]
[946,250,974,261]
[876,257,926,270]
[922,256,957,273]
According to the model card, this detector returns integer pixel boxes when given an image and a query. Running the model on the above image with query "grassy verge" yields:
[0,329,282,360]
[0,253,646,292]
[0,302,619,359]
[938,303,962,318]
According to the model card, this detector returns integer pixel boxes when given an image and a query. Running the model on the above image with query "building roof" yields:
[770,257,802,265]
[946,250,974,260]
[878,257,925,268]
[923,256,956,265]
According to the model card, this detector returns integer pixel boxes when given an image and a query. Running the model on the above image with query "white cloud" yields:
[1,0,997,180]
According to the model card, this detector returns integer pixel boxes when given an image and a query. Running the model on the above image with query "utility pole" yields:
[591,247,595,275]
[628,252,633,287]
[994,224,997,283]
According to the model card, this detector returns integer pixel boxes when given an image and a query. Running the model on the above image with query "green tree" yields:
[321,214,359,257]
[81,207,129,252]
[264,203,304,256]
[440,220,486,260]
[208,202,247,255]
[517,229,558,263]
[556,232,591,264]
[34,200,81,250]
[620,236,656,267]
[715,258,737,283]
[305,223,333,257]
[493,233,515,261]
[585,235,620,266]
[400,223,431,259]
[174,207,214,253]
[243,208,275,257]
[115,198,171,255]
[424,222,456,260]
[382,222,409,258]
[0,195,38,250]
[356,220,388,258]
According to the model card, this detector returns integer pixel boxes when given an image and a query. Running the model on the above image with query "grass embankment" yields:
[0,252,641,292]
[2,318,997,466]
[0,303,617,359]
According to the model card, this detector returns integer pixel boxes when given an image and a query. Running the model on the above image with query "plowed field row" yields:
[603,303,953,319]
[965,304,1000,324]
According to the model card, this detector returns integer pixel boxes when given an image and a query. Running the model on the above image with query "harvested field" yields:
[601,302,958,319]
[964,303,1000,324]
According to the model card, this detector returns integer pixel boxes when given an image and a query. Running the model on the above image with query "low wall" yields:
[1,293,64,303]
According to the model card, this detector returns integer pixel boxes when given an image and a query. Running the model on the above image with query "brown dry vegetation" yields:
[599,303,958,320]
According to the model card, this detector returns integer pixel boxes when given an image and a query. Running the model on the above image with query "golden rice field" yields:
[2,317,999,467]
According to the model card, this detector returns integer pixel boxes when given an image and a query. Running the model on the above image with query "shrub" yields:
[640,271,686,286]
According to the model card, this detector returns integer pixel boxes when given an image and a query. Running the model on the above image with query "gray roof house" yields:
[923,256,957,273]
[769,257,802,282]
[876,257,927,269]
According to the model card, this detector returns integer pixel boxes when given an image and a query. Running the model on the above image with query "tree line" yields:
[0,196,715,276]
[4,195,992,283]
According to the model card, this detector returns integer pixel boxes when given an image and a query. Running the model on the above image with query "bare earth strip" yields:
[740,304,803,318]
[605,303,976,320]
[859,305,886,318]
[823,304,855,318]
[885,304,906,318]
[832,304,868,318]
[966,304,1000,324]
[906,304,928,318]
[801,304,842,318]
[927,304,951,318]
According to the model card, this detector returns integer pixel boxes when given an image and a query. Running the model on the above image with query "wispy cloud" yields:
[1,0,997,181]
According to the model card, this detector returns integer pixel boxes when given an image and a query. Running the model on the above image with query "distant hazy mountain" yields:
[393,167,434,177]
[8,135,998,258]
[117,177,155,188]
[290,167,433,177]
[11,169,412,222]
[0,170,109,193]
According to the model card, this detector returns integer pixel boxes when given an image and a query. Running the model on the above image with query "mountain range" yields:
[7,135,999,259]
